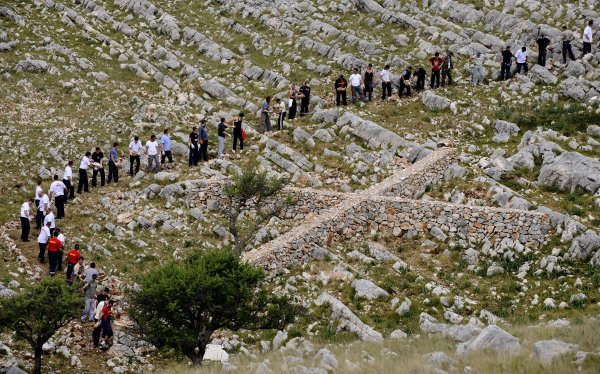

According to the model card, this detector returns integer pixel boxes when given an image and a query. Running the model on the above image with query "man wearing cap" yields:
[81,273,98,322]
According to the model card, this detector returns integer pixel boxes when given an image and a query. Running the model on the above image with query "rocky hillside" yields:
[1,0,600,373]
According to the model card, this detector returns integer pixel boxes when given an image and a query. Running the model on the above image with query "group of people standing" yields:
[260,81,311,132]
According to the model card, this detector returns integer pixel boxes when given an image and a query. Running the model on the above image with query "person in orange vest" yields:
[66,243,82,284]
[47,232,62,276]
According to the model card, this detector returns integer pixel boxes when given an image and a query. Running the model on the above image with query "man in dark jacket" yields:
[500,46,515,81]
[334,74,348,106]
[441,52,454,86]
[536,32,551,66]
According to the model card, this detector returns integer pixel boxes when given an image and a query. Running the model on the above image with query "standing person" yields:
[49,175,67,220]
[199,120,209,162]
[232,113,244,152]
[416,66,427,91]
[20,198,33,242]
[515,46,529,74]
[65,243,81,285]
[441,52,454,86]
[260,96,272,133]
[429,52,443,88]
[299,81,311,115]
[63,161,75,201]
[562,26,576,63]
[273,98,285,131]
[380,65,392,100]
[334,74,348,106]
[77,152,91,194]
[398,66,413,97]
[217,118,227,158]
[145,135,161,173]
[91,148,105,188]
[37,221,51,263]
[73,256,85,283]
[56,228,65,273]
[287,84,299,120]
[44,208,56,236]
[35,179,43,211]
[500,46,514,81]
[47,231,62,276]
[128,136,142,176]
[363,64,374,101]
[107,142,119,184]
[349,68,365,104]
[536,31,551,66]
[93,289,110,347]
[36,189,49,230]
[472,52,485,85]
[160,129,173,168]
[583,20,594,55]
[189,126,199,166]
[98,300,114,349]
[81,273,97,323]
[83,262,99,283]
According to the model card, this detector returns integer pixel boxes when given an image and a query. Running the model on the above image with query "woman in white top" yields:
[62,161,74,200]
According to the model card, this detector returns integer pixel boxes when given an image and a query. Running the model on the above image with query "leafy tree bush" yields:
[129,250,296,366]
[224,163,288,256]
[0,277,82,374]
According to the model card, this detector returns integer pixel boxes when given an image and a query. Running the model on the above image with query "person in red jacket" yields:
[66,243,81,284]
[429,52,443,88]
[47,232,62,276]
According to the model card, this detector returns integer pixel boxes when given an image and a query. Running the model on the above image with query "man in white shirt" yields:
[515,46,529,75]
[129,135,142,176]
[44,208,56,236]
[380,64,392,100]
[36,190,49,231]
[583,20,594,55]
[20,198,33,242]
[37,221,51,263]
[145,134,161,174]
[77,152,91,194]
[56,228,66,273]
[63,160,74,201]
[349,67,365,104]
[49,175,67,219]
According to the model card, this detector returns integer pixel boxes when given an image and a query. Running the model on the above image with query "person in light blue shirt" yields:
[160,129,173,168]
[107,142,119,184]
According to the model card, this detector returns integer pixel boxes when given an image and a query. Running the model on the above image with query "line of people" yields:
[259,81,311,133]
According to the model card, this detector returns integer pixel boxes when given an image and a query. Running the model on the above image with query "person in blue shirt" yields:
[107,142,119,184]
[199,120,209,162]
[160,129,173,168]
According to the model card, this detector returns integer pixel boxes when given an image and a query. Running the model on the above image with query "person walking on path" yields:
[37,221,51,264]
[107,142,119,184]
[91,147,105,188]
[66,243,81,285]
[583,20,595,56]
[77,152,91,194]
[441,52,454,86]
[98,300,114,349]
[260,96,273,133]
[349,68,365,104]
[380,65,392,100]
[471,52,485,85]
[515,46,529,74]
[160,129,173,168]
[63,161,75,201]
[49,175,67,219]
[536,32,551,66]
[416,66,427,91]
[334,74,348,106]
[562,25,576,63]
[146,135,161,173]
[81,273,98,322]
[47,231,62,276]
[129,136,142,176]
[199,120,209,162]
[217,118,227,158]
[36,189,49,230]
[44,208,56,236]
[299,81,311,114]
[363,64,375,101]
[287,84,300,120]
[429,52,443,88]
[398,66,413,97]
[56,228,65,273]
[34,179,43,212]
[20,198,33,242]
[500,46,515,81]
[189,126,199,166]
[232,113,244,152]
[274,98,285,131]
[93,289,110,347]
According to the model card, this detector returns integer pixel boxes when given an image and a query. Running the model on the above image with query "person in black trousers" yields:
[536,32,550,66]
[363,65,374,101]
[91,148,105,188]
[189,126,199,166]
[416,66,427,90]
[107,142,119,184]
[62,161,75,201]
[199,120,209,162]
[20,198,33,242]
[500,46,514,81]
[232,113,244,151]
[77,152,91,194]
[299,81,311,114]
[334,74,347,106]
[129,136,142,176]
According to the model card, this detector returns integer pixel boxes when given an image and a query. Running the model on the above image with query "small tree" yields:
[224,163,288,256]
[129,250,296,366]
[0,277,82,374]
